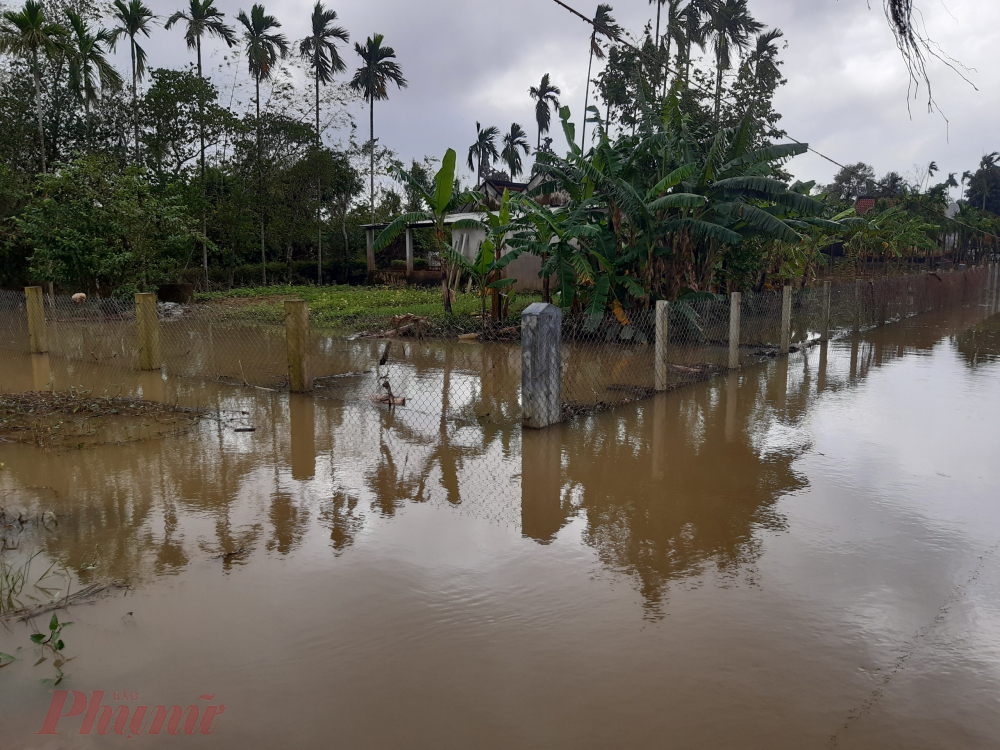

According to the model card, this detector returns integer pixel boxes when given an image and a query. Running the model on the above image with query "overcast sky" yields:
[127,0,999,192]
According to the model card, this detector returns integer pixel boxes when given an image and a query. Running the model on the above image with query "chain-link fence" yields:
[1,265,996,430]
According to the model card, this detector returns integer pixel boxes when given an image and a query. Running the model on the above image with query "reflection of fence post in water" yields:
[139,370,165,402]
[655,300,669,392]
[31,353,52,391]
[775,355,788,413]
[25,286,48,354]
[728,292,741,370]
[818,342,828,393]
[820,281,832,341]
[521,302,562,429]
[136,292,161,370]
[289,394,316,480]
[284,300,312,393]
[781,285,792,354]
[725,371,739,443]
[853,280,862,333]
[520,428,566,543]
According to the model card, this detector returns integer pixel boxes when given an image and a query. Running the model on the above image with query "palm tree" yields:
[110,0,157,163]
[298,2,349,145]
[528,73,560,150]
[299,3,349,287]
[0,0,66,173]
[501,123,530,180]
[165,0,237,289]
[677,1,708,89]
[749,28,783,87]
[467,122,499,187]
[237,4,289,285]
[703,0,762,122]
[581,4,620,150]
[66,11,121,116]
[349,34,407,224]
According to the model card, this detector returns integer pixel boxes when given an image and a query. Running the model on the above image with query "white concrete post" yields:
[405,227,414,275]
[521,302,562,429]
[654,300,669,392]
[25,286,47,354]
[820,280,832,342]
[729,292,741,370]
[136,292,161,370]
[780,285,792,354]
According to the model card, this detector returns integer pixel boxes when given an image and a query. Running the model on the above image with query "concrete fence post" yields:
[365,228,375,281]
[655,300,669,392]
[780,285,792,354]
[728,292,741,370]
[405,227,414,276]
[521,302,562,429]
[820,280,832,342]
[135,292,161,370]
[284,299,312,392]
[25,286,47,354]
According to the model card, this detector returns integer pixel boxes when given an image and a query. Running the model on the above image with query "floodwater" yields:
[1,301,999,748]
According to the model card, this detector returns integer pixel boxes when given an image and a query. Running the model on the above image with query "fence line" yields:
[0,265,995,429]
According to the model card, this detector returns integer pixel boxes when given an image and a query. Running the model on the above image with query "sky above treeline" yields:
[118,0,998,192]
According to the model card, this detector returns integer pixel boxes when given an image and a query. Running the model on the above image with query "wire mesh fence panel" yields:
[0,266,994,430]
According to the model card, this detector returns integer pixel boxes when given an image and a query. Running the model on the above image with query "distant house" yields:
[855,196,877,216]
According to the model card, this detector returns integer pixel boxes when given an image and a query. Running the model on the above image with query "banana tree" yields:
[375,148,481,313]
[442,239,515,321]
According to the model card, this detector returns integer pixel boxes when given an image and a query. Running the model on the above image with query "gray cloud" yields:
[131,0,999,190]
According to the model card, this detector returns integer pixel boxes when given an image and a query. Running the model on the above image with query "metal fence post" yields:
[136,293,161,370]
[25,286,48,354]
[728,292,741,370]
[780,285,792,354]
[820,280,832,341]
[284,299,312,392]
[521,302,562,429]
[655,300,669,392]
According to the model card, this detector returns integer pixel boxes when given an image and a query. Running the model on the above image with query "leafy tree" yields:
[828,162,877,202]
[109,0,157,163]
[467,121,499,186]
[964,153,1000,214]
[349,33,407,224]
[0,0,67,173]
[500,123,530,180]
[16,156,201,295]
[528,73,561,150]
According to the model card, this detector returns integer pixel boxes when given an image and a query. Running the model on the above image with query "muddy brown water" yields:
[1,302,999,748]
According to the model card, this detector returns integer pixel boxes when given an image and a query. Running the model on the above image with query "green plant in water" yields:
[31,612,73,685]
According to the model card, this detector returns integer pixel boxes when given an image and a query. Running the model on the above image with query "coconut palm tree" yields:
[237,3,289,284]
[677,1,708,89]
[0,0,66,173]
[467,122,499,187]
[501,123,530,180]
[298,2,349,144]
[528,73,560,150]
[109,0,157,163]
[349,33,407,224]
[66,11,121,116]
[749,27,783,87]
[165,0,236,288]
[581,4,620,150]
[702,0,762,122]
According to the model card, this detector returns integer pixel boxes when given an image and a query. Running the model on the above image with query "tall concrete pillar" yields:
[654,300,669,392]
[728,292,741,370]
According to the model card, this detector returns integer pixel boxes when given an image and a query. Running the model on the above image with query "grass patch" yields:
[195,285,542,332]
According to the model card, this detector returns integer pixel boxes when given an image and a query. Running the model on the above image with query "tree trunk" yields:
[131,41,139,164]
[369,97,375,224]
[581,41,595,149]
[198,39,209,290]
[714,50,724,123]
[257,75,266,285]
[32,49,45,174]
